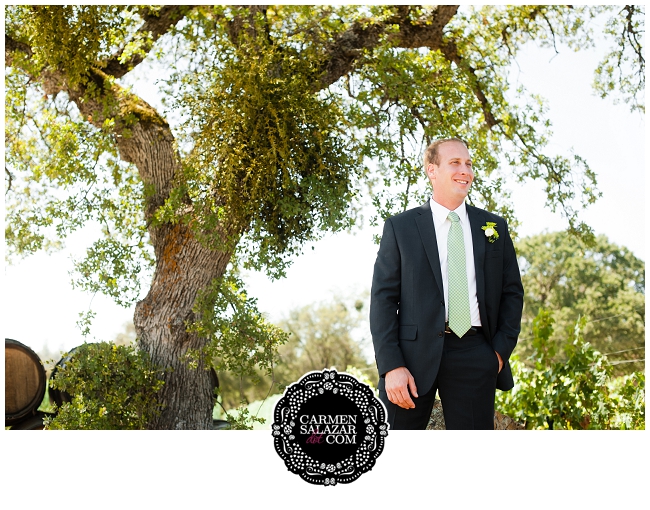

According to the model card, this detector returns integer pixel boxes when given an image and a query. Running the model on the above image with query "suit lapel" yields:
[415,201,444,297]
[467,204,488,331]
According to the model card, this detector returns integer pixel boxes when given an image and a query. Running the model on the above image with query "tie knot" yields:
[448,211,460,223]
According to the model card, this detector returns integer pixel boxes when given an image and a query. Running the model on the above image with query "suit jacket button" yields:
[438,331,443,337]
[440,301,444,306]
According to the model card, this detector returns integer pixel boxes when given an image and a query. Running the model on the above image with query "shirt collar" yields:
[430,197,467,227]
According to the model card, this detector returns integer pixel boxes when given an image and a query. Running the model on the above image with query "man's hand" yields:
[385,367,418,409]
[495,351,503,373]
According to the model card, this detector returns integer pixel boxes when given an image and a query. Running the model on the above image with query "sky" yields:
[3,8,647,508]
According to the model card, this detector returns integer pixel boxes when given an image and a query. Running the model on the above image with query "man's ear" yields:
[426,163,437,183]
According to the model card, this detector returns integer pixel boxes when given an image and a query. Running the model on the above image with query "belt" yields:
[444,323,483,336]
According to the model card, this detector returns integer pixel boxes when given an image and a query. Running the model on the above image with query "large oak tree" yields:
[5,5,644,428]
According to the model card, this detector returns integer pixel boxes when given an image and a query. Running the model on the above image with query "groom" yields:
[370,138,524,430]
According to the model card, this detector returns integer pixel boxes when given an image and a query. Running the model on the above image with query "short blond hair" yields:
[423,138,468,169]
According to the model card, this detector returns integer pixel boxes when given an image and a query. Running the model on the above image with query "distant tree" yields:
[217,298,372,410]
[275,298,373,383]
[113,321,137,346]
[37,343,64,374]
[516,232,645,374]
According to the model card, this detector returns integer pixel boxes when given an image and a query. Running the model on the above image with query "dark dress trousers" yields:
[370,201,524,429]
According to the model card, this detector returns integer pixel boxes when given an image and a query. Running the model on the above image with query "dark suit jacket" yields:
[370,200,524,394]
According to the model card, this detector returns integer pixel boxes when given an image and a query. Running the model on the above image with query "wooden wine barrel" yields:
[9,411,56,430]
[5,339,47,425]
[212,419,230,430]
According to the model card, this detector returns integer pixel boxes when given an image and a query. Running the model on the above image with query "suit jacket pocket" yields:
[399,325,418,341]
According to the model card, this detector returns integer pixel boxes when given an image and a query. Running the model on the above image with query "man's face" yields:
[426,141,474,206]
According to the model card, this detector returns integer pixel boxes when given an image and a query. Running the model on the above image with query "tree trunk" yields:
[134,223,233,429]
[39,75,234,429]
[115,121,235,429]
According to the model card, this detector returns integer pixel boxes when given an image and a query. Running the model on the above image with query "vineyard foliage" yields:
[496,310,645,429]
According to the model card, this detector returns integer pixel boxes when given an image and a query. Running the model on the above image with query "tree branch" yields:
[622,5,645,83]
[314,4,500,128]
[6,31,179,224]
[5,34,32,66]
[225,5,271,46]
[438,41,500,128]
[317,5,459,89]
[103,5,195,78]
[5,166,14,195]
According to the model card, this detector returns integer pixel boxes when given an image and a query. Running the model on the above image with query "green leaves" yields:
[608,372,645,429]
[72,236,153,307]
[7,6,141,87]
[346,42,504,216]
[163,34,360,276]
[212,296,372,414]
[274,299,372,390]
[7,4,643,286]
[45,342,166,430]
[593,5,645,113]
[5,62,150,260]
[530,309,556,368]
[496,309,645,429]
[189,271,288,390]
[5,63,153,303]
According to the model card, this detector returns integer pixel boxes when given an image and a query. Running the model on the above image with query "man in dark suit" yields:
[370,138,524,430]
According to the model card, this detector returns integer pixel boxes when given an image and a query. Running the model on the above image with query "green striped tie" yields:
[447,211,471,337]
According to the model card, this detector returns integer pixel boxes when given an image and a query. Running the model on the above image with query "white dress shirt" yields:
[429,197,482,327]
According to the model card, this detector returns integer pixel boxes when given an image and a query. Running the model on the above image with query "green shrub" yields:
[44,342,165,430]
[608,372,645,430]
[496,310,645,429]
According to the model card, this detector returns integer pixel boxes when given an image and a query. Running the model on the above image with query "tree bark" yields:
[134,223,233,429]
